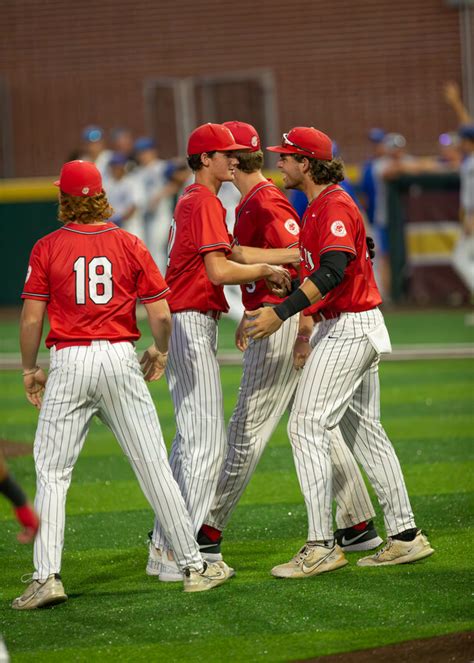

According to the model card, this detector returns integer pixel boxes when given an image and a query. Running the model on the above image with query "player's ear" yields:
[201,152,211,167]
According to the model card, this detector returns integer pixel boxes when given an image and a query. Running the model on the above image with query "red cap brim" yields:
[224,142,251,151]
[266,145,311,155]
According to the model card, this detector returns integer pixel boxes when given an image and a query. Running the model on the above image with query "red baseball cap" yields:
[267,127,333,160]
[187,123,249,156]
[54,160,103,196]
[223,121,261,152]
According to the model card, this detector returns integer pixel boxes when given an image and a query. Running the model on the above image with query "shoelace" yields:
[372,539,394,559]
[20,573,34,584]
[292,545,316,565]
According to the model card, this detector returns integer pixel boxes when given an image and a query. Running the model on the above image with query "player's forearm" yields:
[206,258,273,286]
[145,300,172,354]
[297,312,314,338]
[20,317,43,371]
[230,245,299,265]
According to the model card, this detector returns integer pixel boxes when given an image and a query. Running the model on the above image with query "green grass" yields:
[1,308,473,354]
[0,355,473,662]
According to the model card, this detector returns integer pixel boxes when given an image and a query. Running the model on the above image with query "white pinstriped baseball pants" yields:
[33,341,203,580]
[206,316,376,532]
[289,308,416,541]
[152,312,226,551]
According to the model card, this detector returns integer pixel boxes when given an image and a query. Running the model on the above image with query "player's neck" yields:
[194,171,223,196]
[304,182,332,205]
[234,171,267,197]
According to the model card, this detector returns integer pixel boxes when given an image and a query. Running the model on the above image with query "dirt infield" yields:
[0,439,32,457]
[299,631,473,663]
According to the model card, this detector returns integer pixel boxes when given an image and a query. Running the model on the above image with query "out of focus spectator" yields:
[371,133,418,299]
[103,153,143,238]
[360,128,387,226]
[132,137,174,273]
[452,124,474,294]
[110,127,137,171]
[79,125,112,176]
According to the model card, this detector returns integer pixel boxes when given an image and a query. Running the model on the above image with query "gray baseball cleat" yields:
[12,574,68,610]
[271,543,348,578]
[183,561,234,593]
[357,530,434,566]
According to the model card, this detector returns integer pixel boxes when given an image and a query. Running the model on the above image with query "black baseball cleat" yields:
[334,520,383,552]
[197,528,223,562]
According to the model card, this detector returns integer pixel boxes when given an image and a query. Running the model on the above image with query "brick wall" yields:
[0,0,465,176]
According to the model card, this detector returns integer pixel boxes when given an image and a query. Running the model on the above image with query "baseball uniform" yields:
[205,181,377,533]
[150,183,232,554]
[289,184,416,541]
[21,221,205,580]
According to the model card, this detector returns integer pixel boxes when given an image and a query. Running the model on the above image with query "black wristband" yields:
[0,475,27,508]
[274,288,311,321]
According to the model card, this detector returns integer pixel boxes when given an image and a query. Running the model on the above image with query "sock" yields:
[0,475,27,507]
[200,524,222,542]
[392,528,418,542]
[15,504,39,530]
[307,540,332,548]
[352,520,368,532]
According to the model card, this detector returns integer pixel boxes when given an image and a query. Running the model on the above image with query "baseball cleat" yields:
[12,574,68,610]
[334,520,383,552]
[159,554,183,583]
[146,541,162,577]
[357,530,434,567]
[183,561,233,593]
[197,528,223,562]
[271,543,348,579]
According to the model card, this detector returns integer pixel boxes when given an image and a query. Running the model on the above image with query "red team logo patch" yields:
[330,220,347,237]
[284,219,299,236]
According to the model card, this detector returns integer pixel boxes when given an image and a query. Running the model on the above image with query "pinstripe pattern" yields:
[205,316,376,532]
[33,341,202,580]
[289,308,416,541]
[151,312,227,551]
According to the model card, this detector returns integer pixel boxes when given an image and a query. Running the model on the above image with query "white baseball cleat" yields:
[146,542,162,577]
[357,530,434,567]
[271,543,348,579]
[183,561,234,593]
[12,574,68,610]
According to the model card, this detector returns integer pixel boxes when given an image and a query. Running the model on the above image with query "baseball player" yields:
[12,160,233,609]
[245,127,434,577]
[198,121,383,560]
[0,450,39,544]
[147,123,295,581]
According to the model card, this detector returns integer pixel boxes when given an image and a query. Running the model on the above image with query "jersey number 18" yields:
[73,256,113,305]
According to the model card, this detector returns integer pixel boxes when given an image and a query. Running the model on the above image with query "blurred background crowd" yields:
[64,80,474,306]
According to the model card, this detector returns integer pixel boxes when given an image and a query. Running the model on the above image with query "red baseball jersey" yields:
[21,222,169,348]
[166,183,231,313]
[299,184,382,316]
[233,181,300,309]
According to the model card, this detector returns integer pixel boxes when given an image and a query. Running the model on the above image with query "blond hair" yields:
[58,191,113,224]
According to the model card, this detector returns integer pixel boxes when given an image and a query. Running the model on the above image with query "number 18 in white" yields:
[73,256,113,304]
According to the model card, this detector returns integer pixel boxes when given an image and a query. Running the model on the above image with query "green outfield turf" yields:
[0,352,473,661]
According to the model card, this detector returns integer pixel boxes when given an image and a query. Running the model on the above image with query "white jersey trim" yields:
[61,226,119,236]
[140,287,170,302]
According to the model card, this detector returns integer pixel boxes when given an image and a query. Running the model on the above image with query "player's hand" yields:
[23,368,47,410]
[366,236,375,260]
[140,345,168,381]
[235,316,249,352]
[244,307,283,340]
[293,335,312,370]
[264,265,291,297]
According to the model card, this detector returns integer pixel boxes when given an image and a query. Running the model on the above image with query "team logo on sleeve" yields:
[284,219,299,235]
[25,265,32,283]
[330,220,347,237]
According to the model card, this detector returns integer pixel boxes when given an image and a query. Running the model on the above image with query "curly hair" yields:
[236,151,264,174]
[293,155,345,185]
[58,191,113,224]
